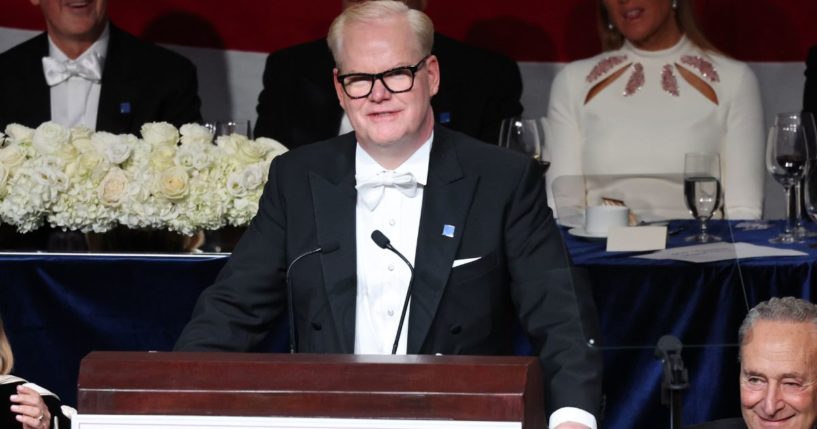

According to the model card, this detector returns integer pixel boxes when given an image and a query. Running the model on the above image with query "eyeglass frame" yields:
[336,54,432,99]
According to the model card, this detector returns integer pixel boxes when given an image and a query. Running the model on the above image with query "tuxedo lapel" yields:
[97,25,136,133]
[310,137,358,353]
[11,34,51,127]
[408,127,478,353]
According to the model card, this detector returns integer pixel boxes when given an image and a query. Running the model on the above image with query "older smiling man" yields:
[176,2,602,428]
[692,297,817,429]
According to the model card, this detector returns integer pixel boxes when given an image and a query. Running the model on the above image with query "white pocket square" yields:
[452,257,481,268]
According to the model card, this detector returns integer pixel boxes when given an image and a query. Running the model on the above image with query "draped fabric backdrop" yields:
[2,0,815,216]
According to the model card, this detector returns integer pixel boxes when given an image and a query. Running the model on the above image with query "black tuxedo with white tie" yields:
[175,126,602,419]
[0,24,202,134]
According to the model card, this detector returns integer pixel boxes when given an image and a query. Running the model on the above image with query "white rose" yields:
[236,137,268,162]
[91,132,133,165]
[149,145,176,170]
[4,123,34,145]
[226,171,246,197]
[159,166,189,201]
[70,127,94,153]
[180,123,213,146]
[0,144,27,169]
[216,134,240,157]
[97,168,128,207]
[239,163,265,191]
[176,143,212,170]
[141,122,180,146]
[32,122,70,155]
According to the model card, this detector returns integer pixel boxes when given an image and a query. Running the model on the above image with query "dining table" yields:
[1,219,815,428]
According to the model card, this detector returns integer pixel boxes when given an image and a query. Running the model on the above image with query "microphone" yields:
[370,230,415,354]
[286,241,340,353]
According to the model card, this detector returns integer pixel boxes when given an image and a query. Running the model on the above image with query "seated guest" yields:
[1,314,71,429]
[546,0,764,220]
[0,0,203,250]
[253,0,523,148]
[177,2,601,428]
[690,296,817,429]
[0,0,202,134]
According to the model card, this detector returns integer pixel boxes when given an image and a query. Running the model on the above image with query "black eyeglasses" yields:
[337,55,430,99]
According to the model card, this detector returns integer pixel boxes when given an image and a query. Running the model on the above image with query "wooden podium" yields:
[76,351,544,428]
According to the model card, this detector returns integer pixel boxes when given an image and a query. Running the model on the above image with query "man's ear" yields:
[333,68,347,110]
[425,55,440,97]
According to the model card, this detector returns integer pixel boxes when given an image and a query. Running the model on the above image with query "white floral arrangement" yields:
[0,122,288,235]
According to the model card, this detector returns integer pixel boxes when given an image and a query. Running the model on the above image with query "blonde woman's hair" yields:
[597,0,717,52]
[0,317,13,375]
[327,0,434,70]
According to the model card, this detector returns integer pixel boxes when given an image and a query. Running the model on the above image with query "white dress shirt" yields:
[354,135,430,355]
[46,24,109,130]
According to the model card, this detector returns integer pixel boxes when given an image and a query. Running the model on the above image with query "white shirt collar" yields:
[47,21,110,66]
[355,133,433,186]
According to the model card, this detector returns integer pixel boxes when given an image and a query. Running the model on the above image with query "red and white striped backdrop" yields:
[2,0,817,216]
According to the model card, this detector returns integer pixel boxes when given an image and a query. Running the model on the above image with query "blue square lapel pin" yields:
[442,224,455,238]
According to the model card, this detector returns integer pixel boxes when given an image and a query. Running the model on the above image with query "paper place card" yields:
[606,226,667,252]
[635,242,807,263]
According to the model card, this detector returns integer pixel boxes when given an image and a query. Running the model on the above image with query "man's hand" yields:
[553,423,590,429]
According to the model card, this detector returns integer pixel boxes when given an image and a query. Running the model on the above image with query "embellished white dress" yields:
[546,36,764,220]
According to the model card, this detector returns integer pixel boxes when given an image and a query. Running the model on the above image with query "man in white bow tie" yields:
[176,3,602,428]
[0,0,202,134]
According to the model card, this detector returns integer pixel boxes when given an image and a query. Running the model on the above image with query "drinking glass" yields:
[499,117,549,172]
[684,152,722,243]
[766,112,808,244]
[204,120,253,139]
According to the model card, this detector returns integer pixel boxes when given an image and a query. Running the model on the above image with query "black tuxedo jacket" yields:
[805,46,817,114]
[253,33,523,148]
[0,24,202,134]
[175,126,602,418]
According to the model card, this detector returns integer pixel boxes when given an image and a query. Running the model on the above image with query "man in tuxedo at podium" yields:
[175,3,601,428]
[689,296,817,429]
[252,0,523,148]
[0,0,202,134]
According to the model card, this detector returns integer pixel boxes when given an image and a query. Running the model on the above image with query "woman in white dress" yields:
[547,0,764,221]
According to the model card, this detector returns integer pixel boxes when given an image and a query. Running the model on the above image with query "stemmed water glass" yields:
[766,112,808,244]
[802,112,817,231]
[684,152,722,243]
[499,117,549,172]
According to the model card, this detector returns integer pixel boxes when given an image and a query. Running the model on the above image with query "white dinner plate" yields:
[567,227,607,240]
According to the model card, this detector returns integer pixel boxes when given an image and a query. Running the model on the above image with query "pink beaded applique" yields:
[586,55,628,83]
[624,63,644,97]
[680,55,720,82]
[661,64,679,96]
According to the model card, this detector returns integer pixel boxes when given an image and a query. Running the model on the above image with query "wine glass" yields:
[684,152,722,243]
[499,117,549,172]
[766,112,808,244]
[204,120,253,139]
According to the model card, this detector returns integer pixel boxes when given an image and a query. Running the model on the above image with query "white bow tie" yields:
[355,171,419,210]
[42,54,103,86]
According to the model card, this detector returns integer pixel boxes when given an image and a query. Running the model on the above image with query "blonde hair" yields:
[327,1,434,70]
[0,317,13,375]
[597,0,717,52]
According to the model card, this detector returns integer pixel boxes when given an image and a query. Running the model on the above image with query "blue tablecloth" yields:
[1,220,815,428]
